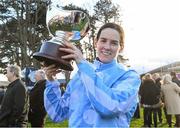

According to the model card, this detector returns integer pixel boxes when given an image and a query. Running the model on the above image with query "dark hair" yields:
[96,23,125,49]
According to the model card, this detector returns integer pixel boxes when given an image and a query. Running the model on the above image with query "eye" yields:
[111,41,119,46]
[100,38,107,43]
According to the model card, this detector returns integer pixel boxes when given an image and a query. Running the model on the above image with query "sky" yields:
[75,0,180,74]
[50,0,180,75]
[118,0,180,74]
[1,0,179,81]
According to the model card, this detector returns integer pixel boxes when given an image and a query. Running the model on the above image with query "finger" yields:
[61,54,76,60]
[63,42,77,50]
[43,65,56,73]
[63,41,73,47]
[48,68,58,74]
[45,69,60,80]
[52,69,61,76]
[59,47,75,54]
[44,66,57,75]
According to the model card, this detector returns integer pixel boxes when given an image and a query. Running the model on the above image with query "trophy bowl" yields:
[33,2,90,71]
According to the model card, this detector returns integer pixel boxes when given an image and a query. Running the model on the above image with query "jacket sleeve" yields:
[173,83,180,93]
[44,80,70,122]
[8,84,27,125]
[77,60,141,118]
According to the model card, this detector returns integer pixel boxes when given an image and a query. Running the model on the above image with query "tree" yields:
[93,0,121,24]
[0,0,122,72]
[89,15,97,60]
[0,0,50,69]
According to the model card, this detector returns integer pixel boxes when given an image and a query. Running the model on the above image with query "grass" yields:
[44,119,68,127]
[44,107,175,127]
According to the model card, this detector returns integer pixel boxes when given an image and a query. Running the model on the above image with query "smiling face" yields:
[95,28,122,63]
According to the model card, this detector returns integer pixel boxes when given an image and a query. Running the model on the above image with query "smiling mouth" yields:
[102,51,111,56]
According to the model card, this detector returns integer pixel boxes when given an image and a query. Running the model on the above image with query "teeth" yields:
[102,51,111,55]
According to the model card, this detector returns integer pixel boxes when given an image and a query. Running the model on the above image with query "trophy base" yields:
[33,41,74,71]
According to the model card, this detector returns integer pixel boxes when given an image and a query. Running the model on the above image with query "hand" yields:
[44,65,61,81]
[59,42,84,64]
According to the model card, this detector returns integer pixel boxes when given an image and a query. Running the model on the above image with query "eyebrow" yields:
[100,37,119,43]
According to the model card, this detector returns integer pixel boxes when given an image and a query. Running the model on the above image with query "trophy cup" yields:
[33,1,90,71]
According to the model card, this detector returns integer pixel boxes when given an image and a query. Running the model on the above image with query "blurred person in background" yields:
[152,73,163,124]
[139,73,161,127]
[0,65,29,127]
[28,69,47,127]
[161,74,180,127]
[170,71,180,87]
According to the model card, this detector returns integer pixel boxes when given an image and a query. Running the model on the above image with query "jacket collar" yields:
[8,79,20,87]
[93,58,117,70]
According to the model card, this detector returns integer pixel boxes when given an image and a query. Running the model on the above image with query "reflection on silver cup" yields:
[33,2,90,71]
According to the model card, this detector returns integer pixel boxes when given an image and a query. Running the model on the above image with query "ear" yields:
[94,38,98,48]
[118,47,123,53]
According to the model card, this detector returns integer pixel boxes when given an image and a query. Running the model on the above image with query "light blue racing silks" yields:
[44,59,141,127]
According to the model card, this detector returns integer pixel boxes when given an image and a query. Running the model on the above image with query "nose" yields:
[103,42,111,49]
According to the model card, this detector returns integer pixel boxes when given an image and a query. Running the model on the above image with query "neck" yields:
[10,77,18,83]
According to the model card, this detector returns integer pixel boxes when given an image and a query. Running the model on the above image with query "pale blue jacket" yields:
[44,59,141,127]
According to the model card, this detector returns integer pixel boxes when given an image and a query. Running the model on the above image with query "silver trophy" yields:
[33,1,90,71]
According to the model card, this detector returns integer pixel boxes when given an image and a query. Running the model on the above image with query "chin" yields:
[99,58,112,63]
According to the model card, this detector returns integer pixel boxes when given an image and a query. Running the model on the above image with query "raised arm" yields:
[44,65,70,122]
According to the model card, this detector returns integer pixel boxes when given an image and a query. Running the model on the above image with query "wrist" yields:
[46,75,56,81]
[46,80,60,87]
[76,58,86,64]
